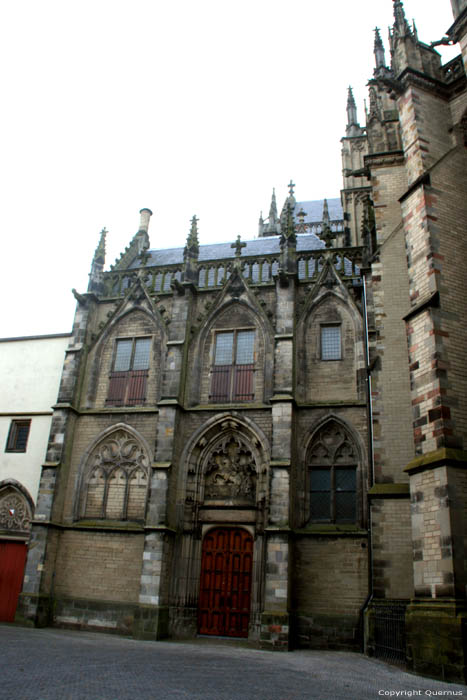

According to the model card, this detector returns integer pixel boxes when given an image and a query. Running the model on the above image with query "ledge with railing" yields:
[102,246,364,298]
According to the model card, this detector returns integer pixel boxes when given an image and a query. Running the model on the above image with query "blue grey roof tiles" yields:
[295,198,343,222]
[131,232,326,269]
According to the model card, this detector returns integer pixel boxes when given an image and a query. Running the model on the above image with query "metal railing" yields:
[373,601,407,666]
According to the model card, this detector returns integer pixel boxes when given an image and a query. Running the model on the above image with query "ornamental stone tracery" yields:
[308,422,357,465]
[81,429,150,521]
[0,489,32,533]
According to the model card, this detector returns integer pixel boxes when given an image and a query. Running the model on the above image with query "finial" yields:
[189,215,199,240]
[374,27,386,69]
[184,215,199,264]
[346,87,358,127]
[232,235,246,258]
[323,199,330,225]
[321,199,335,249]
[288,180,295,197]
[393,0,411,35]
[88,227,107,292]
[283,201,296,241]
[269,188,278,222]
[94,227,107,260]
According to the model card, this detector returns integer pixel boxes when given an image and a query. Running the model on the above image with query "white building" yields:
[0,333,69,621]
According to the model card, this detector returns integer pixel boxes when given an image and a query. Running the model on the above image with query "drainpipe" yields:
[361,272,375,653]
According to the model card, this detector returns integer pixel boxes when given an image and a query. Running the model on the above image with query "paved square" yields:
[1,625,465,700]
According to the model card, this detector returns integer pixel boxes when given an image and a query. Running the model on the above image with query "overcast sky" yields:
[0,0,458,337]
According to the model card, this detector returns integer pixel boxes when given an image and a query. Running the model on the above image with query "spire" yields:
[279,200,297,278]
[322,199,330,228]
[183,216,199,283]
[279,180,297,234]
[88,228,107,293]
[269,188,278,224]
[321,199,336,249]
[186,215,199,252]
[393,0,411,36]
[258,211,264,237]
[347,87,358,127]
[374,27,386,69]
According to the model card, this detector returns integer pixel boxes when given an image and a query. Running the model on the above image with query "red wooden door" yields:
[198,528,253,638]
[0,541,27,622]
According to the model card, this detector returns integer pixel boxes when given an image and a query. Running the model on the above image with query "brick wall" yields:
[293,535,368,649]
[53,530,144,603]
[371,498,413,598]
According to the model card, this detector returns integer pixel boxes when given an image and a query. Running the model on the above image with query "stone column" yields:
[260,275,295,650]
[135,284,194,639]
[405,451,467,683]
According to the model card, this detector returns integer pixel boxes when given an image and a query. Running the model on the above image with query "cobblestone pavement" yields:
[1,624,465,700]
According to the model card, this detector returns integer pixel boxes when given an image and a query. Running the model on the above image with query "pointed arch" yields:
[76,424,151,522]
[0,480,34,536]
[84,302,167,409]
[187,296,274,405]
[296,284,365,403]
[303,416,366,527]
[177,412,271,528]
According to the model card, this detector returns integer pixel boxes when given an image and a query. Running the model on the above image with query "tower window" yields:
[106,337,151,406]
[210,330,255,402]
[321,325,341,360]
[5,420,31,453]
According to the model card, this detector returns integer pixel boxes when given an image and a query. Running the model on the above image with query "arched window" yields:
[307,421,359,524]
[80,429,149,521]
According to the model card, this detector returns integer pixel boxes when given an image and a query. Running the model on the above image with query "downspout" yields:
[361,272,375,653]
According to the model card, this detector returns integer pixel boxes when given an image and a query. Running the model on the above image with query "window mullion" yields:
[331,466,336,523]
[230,331,237,400]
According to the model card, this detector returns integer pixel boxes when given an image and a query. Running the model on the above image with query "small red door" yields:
[0,541,27,622]
[198,527,253,638]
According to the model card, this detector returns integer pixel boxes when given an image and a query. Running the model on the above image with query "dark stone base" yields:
[406,599,467,684]
[16,594,169,641]
[168,605,198,639]
[133,605,169,640]
[15,593,53,628]
[259,612,290,650]
[294,612,361,651]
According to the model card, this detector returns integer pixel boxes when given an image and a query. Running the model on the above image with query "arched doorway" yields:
[198,527,253,638]
[0,483,33,622]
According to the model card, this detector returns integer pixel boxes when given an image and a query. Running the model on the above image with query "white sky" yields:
[0,0,458,337]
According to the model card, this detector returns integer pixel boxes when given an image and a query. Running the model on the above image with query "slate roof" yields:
[295,198,343,222]
[131,232,326,269]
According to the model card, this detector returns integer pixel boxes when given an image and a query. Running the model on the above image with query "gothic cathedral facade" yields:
[14,0,467,683]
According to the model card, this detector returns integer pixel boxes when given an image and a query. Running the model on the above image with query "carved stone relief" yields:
[203,437,257,503]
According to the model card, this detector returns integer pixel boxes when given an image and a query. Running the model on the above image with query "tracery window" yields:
[81,429,149,521]
[106,337,151,406]
[210,330,255,403]
[308,422,358,523]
